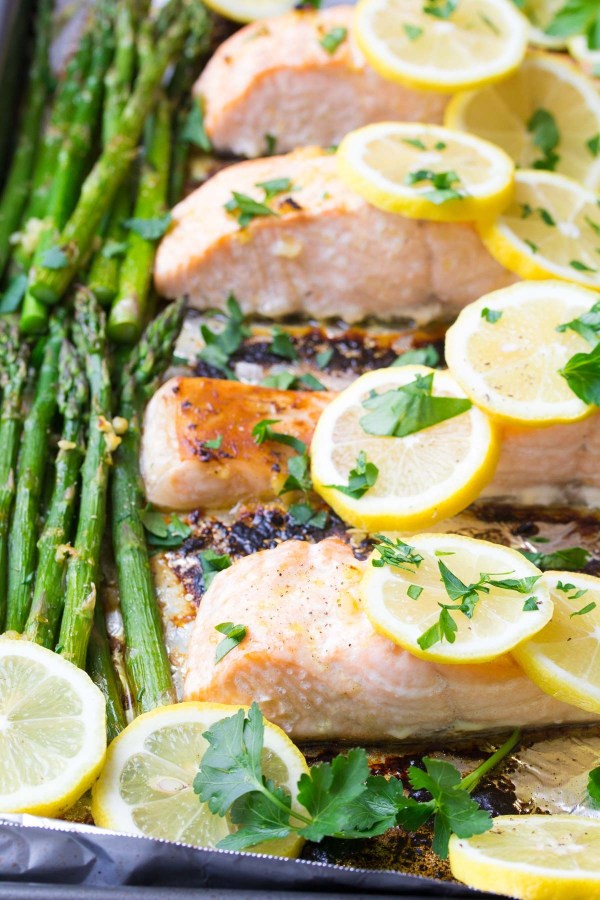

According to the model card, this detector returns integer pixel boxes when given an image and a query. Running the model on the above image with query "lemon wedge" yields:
[361,532,551,664]
[337,122,514,222]
[513,571,600,715]
[310,365,499,532]
[199,0,296,23]
[445,280,598,427]
[450,814,600,900]
[0,636,106,817]
[445,53,600,190]
[479,169,600,290]
[92,702,309,855]
[353,0,528,92]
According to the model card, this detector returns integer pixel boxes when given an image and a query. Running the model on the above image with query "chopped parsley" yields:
[198,294,250,377]
[326,450,378,499]
[360,372,471,438]
[194,703,517,858]
[123,213,172,240]
[556,300,600,345]
[570,259,597,273]
[589,765,600,807]
[392,344,440,367]
[527,108,560,171]
[214,622,247,663]
[261,371,326,391]
[256,177,294,201]
[269,326,298,360]
[280,451,312,494]
[224,191,278,229]
[140,508,191,548]
[202,435,223,450]
[405,168,464,204]
[522,597,539,612]
[252,418,306,454]
[408,584,424,600]
[181,96,212,153]
[524,238,539,254]
[559,341,600,405]
[200,549,233,590]
[570,601,597,618]
[546,1,600,52]
[481,307,502,323]
[520,545,591,572]
[423,0,458,19]
[319,26,348,54]
[316,348,334,369]
[588,134,600,158]
[264,133,277,156]
[403,23,424,40]
[288,502,328,528]
[371,534,423,570]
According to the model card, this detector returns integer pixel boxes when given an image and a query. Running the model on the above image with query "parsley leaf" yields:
[255,177,294,201]
[371,534,424,570]
[181,96,212,153]
[215,622,247,663]
[280,452,312,494]
[42,246,68,269]
[481,307,502,323]
[319,26,348,54]
[316,348,334,369]
[224,192,278,229]
[588,134,600,158]
[202,435,223,450]
[198,294,249,377]
[523,597,539,611]
[559,341,600,405]
[252,418,306,454]
[408,584,423,600]
[123,213,172,240]
[269,326,298,360]
[527,108,560,171]
[297,749,370,841]
[403,23,423,40]
[360,373,471,438]
[392,344,440,367]
[423,0,458,19]
[557,300,600,346]
[547,0,600,51]
[199,549,232,590]
[264,133,277,156]
[288,502,328,528]
[589,765,600,807]
[260,371,326,391]
[140,508,191,548]
[570,601,597,618]
[405,169,464,204]
[521,545,591,571]
[326,450,378,499]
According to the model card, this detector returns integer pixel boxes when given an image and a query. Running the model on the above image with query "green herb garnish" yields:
[527,108,560,171]
[140,509,192,548]
[214,622,247,663]
[327,450,378,499]
[360,372,471,438]
[481,307,502,323]
[559,341,600,405]
[405,169,464,204]
[319,26,348,54]
[123,213,172,239]
[371,534,423,570]
[392,345,440,367]
[200,550,233,590]
[224,192,278,229]
[521,545,591,571]
[557,300,600,345]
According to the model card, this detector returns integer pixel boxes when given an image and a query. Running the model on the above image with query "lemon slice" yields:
[92,702,309,855]
[445,280,598,427]
[450,814,600,900]
[521,0,568,48]
[353,0,528,92]
[199,0,296,23]
[336,122,514,222]
[361,532,551,664]
[310,365,500,532]
[479,169,600,290]
[0,637,106,817]
[445,53,600,190]
[568,36,600,79]
[513,571,600,715]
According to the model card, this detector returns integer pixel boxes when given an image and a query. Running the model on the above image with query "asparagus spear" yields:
[0,321,29,631]
[87,603,127,743]
[0,0,52,281]
[28,1,207,306]
[58,293,113,668]
[108,96,171,343]
[21,22,114,335]
[87,2,136,307]
[24,341,87,648]
[112,299,186,713]
[5,318,64,633]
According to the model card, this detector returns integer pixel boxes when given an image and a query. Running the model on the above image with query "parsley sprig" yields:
[521,545,591,572]
[193,703,520,858]
[527,108,560,171]
[326,449,378,499]
[360,373,472,438]
[547,0,600,53]
[252,420,313,494]
[198,295,249,378]
[557,300,600,346]
[224,178,294,228]
[559,341,600,405]
[404,169,465,204]
[371,534,424,570]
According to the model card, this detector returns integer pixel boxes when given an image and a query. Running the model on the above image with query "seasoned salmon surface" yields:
[154,148,516,323]
[184,538,593,740]
[141,377,600,512]
[195,6,448,158]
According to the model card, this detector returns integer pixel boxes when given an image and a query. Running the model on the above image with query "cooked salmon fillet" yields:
[153,148,516,324]
[141,376,600,512]
[195,7,447,158]
[184,538,593,740]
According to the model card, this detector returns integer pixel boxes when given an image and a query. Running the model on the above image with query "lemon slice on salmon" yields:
[310,365,500,532]
[92,702,309,856]
[353,0,528,92]
[450,815,600,900]
[199,0,297,23]
[445,53,600,190]
[479,169,600,290]
[337,122,514,222]
[445,280,598,427]
[0,637,106,817]
[513,571,600,715]
[361,532,551,664]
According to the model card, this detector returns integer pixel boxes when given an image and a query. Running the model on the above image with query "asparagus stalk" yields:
[24,341,87,648]
[58,293,113,668]
[108,96,171,343]
[21,22,114,335]
[87,603,127,743]
[0,322,29,631]
[112,299,185,713]
[87,2,137,307]
[0,0,52,281]
[28,1,202,306]
[5,318,64,633]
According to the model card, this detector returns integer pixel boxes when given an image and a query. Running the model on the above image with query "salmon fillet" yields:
[153,148,516,324]
[184,538,593,740]
[141,376,600,512]
[195,6,448,158]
